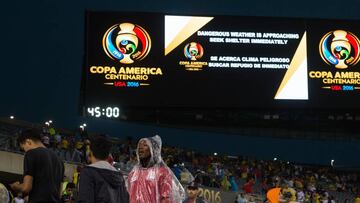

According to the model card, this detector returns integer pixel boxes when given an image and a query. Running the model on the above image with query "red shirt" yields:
[243,181,254,193]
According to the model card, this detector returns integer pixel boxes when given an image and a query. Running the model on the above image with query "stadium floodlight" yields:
[10,116,14,119]
[272,114,279,119]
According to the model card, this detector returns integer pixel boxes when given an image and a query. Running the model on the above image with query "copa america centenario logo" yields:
[102,23,151,64]
[184,42,204,61]
[319,30,360,69]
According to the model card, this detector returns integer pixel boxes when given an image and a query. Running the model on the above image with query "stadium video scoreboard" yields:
[82,11,360,118]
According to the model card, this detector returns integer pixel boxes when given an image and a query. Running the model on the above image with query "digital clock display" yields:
[87,107,120,118]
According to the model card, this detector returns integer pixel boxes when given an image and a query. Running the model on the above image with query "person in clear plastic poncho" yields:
[0,183,9,203]
[128,135,185,203]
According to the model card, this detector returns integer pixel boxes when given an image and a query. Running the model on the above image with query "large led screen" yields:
[83,11,360,118]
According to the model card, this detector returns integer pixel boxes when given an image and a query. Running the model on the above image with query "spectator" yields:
[2,120,360,203]
[77,135,128,203]
[61,176,69,196]
[0,183,9,203]
[49,127,56,137]
[267,187,281,203]
[229,175,239,192]
[328,195,336,203]
[355,194,360,203]
[243,177,255,194]
[281,183,296,202]
[54,133,62,145]
[297,189,305,203]
[261,177,270,194]
[124,152,137,172]
[180,167,195,185]
[183,182,207,203]
[83,139,91,164]
[127,135,185,203]
[61,182,75,203]
[14,192,25,203]
[10,128,64,203]
[41,134,50,148]
[172,164,182,180]
[235,193,248,203]
[72,166,82,186]
[66,146,82,163]
[220,175,231,191]
[107,153,114,165]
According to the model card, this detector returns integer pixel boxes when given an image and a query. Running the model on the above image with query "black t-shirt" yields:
[24,147,64,203]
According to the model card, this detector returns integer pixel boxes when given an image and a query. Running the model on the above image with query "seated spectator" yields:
[221,175,231,191]
[261,177,270,194]
[296,189,305,202]
[180,167,195,184]
[236,193,248,203]
[243,177,255,194]
[173,164,182,180]
[281,184,296,202]
[229,175,239,192]
[61,182,75,203]
[266,187,281,203]
[355,194,360,203]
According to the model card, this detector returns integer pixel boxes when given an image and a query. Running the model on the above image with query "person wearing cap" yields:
[127,135,185,203]
[183,182,207,203]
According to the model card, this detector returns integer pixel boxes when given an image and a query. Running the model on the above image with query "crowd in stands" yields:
[0,119,359,203]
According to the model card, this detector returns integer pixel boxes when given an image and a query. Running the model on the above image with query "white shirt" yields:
[14,197,25,203]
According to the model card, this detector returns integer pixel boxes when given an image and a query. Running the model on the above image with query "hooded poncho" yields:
[0,183,9,203]
[128,135,185,203]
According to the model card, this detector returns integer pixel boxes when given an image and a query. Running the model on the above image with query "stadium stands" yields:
[0,118,359,202]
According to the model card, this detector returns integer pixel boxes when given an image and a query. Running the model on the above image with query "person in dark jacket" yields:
[77,135,129,203]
